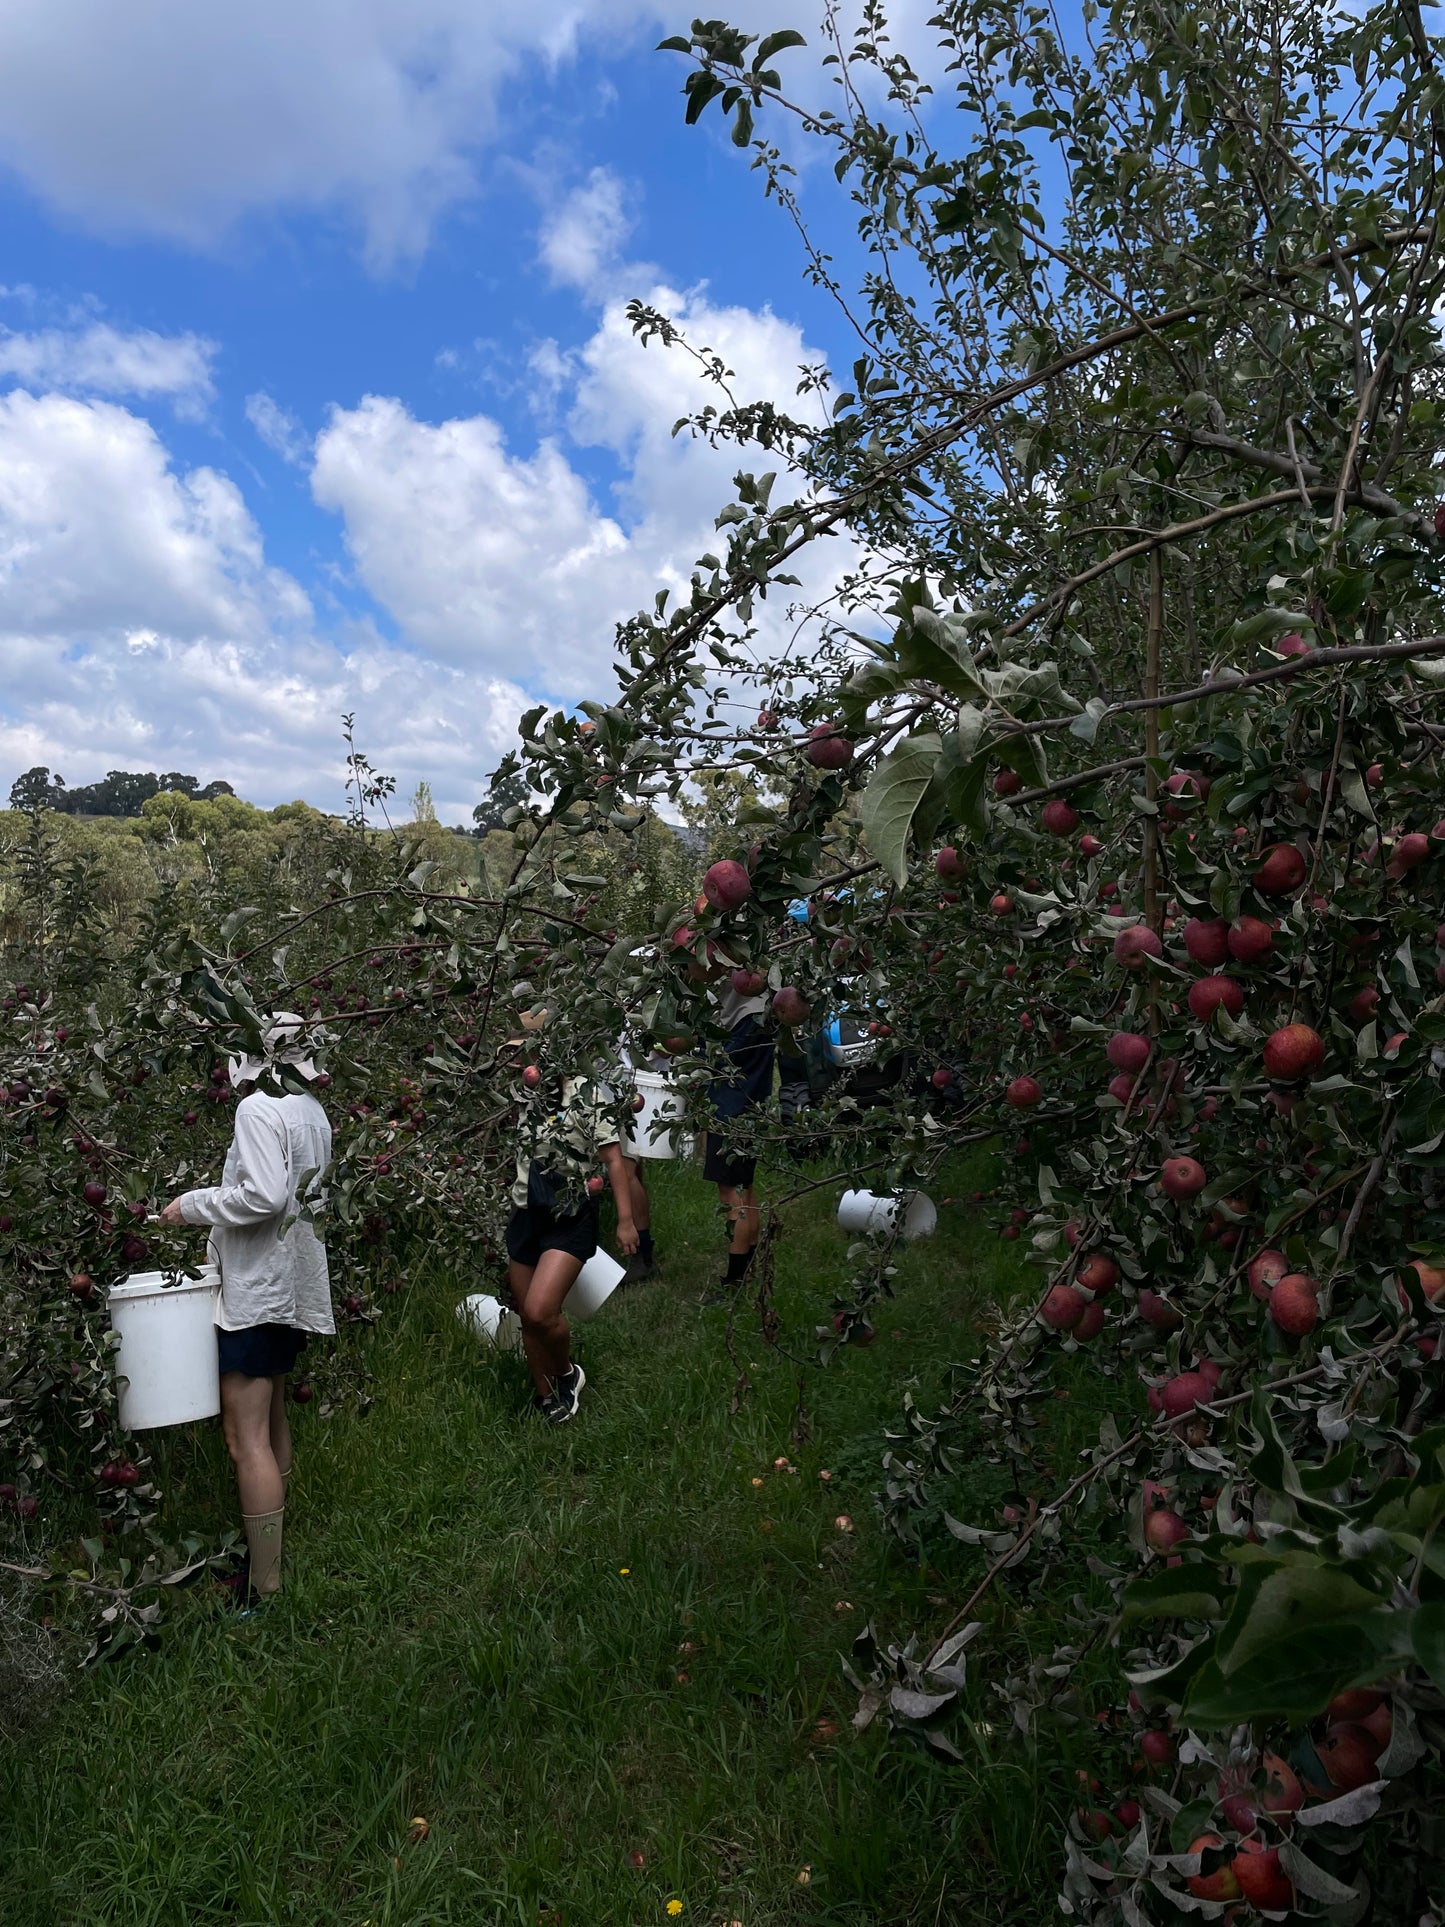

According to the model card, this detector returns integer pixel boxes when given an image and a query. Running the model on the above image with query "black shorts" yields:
[706,1016,775,1187]
[217,1323,308,1379]
[506,1199,600,1269]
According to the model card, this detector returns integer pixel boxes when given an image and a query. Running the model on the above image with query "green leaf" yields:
[901,606,988,701]
[1122,1564,1226,1622]
[755,28,806,63]
[1183,1614,1408,1725]
[1215,1558,1381,1677]
[858,734,942,884]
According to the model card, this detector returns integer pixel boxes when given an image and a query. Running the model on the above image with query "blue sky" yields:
[0,0,890,821]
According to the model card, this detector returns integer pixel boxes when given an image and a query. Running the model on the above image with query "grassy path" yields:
[2,1160,1083,1926]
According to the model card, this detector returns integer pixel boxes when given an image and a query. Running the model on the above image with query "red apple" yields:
[1077,1253,1118,1294]
[990,893,1014,916]
[1139,1729,1173,1768]
[1219,1792,1259,1833]
[1326,1687,1383,1722]
[1106,1031,1152,1074]
[1041,799,1079,835]
[1005,1075,1042,1109]
[806,726,853,770]
[930,1067,953,1090]
[1406,1258,1445,1303]
[1113,926,1163,969]
[993,768,1022,796]
[1163,771,1210,821]
[1269,1272,1319,1335]
[1138,1290,1183,1331]
[703,859,752,911]
[1246,1248,1289,1301]
[1040,1285,1086,1330]
[730,967,766,996]
[935,846,967,879]
[82,1180,107,1209]
[1161,1157,1207,1200]
[68,1272,94,1300]
[1316,1721,1383,1792]
[1188,975,1244,1021]
[1161,1371,1212,1417]
[1183,917,1229,966]
[1107,1073,1138,1103]
[1386,831,1430,878]
[631,1092,646,1113]
[1348,985,1380,1025]
[1144,1508,1189,1552]
[1232,1841,1292,1911]
[1187,1834,1241,1903]
[522,1065,542,1089]
[1227,915,1274,964]
[586,1175,605,1196]
[1262,1023,1324,1081]
[1074,1300,1106,1340]
[1254,843,1307,895]
[1079,834,1104,857]
[772,986,811,1025]
[1261,1753,1305,1815]
[1114,1800,1141,1828]
[1275,632,1311,657]
[292,1381,313,1403]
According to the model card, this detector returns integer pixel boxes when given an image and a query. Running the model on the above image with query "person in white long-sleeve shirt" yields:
[159,1014,333,1601]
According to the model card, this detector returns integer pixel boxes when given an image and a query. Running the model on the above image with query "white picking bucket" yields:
[457,1293,524,1352]
[837,1189,938,1242]
[625,1069,688,1160]
[564,1248,626,1319]
[108,1268,221,1430]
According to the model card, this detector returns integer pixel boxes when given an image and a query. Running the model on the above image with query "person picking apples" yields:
[701,930,778,1305]
[158,1012,332,1605]
[505,1022,638,1422]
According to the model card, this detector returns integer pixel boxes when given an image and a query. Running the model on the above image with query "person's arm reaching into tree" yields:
[600,1140,639,1257]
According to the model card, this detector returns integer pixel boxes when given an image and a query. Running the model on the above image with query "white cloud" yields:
[0,0,662,270]
[0,388,527,816]
[311,278,839,702]
[0,322,216,416]
[538,167,635,294]
[245,391,309,465]
[0,1,957,271]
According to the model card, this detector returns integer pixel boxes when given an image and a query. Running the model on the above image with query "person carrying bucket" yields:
[505,1015,638,1422]
[159,1012,332,1604]
[615,1022,665,1283]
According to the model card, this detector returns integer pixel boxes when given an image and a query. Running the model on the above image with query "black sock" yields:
[725,1246,755,1284]
[638,1228,654,1260]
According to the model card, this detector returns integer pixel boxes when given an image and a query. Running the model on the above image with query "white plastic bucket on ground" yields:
[564,1248,626,1319]
[108,1268,221,1430]
[837,1189,938,1242]
[624,1070,688,1160]
[457,1293,524,1352]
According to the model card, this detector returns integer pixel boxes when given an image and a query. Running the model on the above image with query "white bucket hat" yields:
[228,1011,321,1087]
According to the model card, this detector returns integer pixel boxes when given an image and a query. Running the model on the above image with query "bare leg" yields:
[269,1376,292,1481]
[221,1372,285,1515]
[221,1370,286,1595]
[717,1179,759,1254]
[514,1250,584,1397]
[627,1158,650,1231]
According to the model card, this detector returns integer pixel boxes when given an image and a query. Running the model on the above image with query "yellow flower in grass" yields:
[666,1901,684,1916]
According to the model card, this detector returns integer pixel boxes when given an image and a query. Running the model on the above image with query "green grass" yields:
[1,1158,1121,1927]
